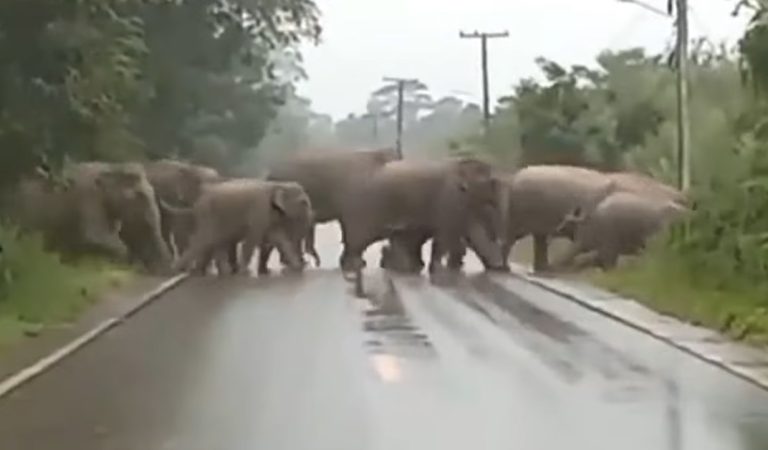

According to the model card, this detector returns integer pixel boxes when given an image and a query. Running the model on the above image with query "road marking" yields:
[0,274,189,400]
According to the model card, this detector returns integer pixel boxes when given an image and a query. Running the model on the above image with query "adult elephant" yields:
[262,147,400,270]
[10,162,172,273]
[497,165,616,273]
[379,199,507,274]
[338,156,499,295]
[143,159,221,258]
[605,171,688,206]
[172,179,312,276]
[552,191,689,270]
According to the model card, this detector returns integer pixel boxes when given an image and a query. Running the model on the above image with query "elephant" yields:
[378,199,507,274]
[338,156,499,294]
[255,185,317,275]
[551,191,689,270]
[263,147,401,269]
[9,162,171,273]
[143,159,222,258]
[497,164,617,273]
[497,166,688,273]
[172,179,312,276]
[605,171,688,206]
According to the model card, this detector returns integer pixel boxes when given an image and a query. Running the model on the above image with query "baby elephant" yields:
[552,191,688,270]
[173,179,312,276]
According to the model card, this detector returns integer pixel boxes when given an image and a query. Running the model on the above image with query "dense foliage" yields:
[0,0,321,187]
[472,3,768,299]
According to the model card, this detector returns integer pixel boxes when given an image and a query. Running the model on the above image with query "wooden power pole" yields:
[459,30,509,136]
[674,0,691,191]
[382,76,418,158]
[618,0,690,190]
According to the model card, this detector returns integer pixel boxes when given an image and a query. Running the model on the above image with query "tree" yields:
[133,0,321,173]
[0,0,151,190]
[370,79,434,129]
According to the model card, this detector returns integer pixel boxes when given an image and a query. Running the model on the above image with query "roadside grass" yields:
[510,236,768,347]
[587,250,768,348]
[0,226,133,353]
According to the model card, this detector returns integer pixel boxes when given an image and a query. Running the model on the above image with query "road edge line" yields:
[0,273,189,400]
[514,270,768,391]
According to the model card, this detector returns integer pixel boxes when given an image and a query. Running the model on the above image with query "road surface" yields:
[1,225,768,450]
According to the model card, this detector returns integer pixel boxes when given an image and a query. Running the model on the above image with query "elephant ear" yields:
[271,186,287,215]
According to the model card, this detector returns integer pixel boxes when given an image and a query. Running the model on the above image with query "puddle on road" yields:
[356,276,436,382]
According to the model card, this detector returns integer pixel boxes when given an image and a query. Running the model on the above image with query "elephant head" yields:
[94,163,172,271]
[267,182,315,271]
[453,157,497,208]
[144,159,221,207]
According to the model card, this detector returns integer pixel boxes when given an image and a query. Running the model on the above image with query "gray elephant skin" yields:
[7,162,171,273]
[379,199,507,274]
[143,159,221,258]
[172,179,312,276]
[338,156,498,294]
[552,190,689,270]
[498,164,616,272]
[263,147,401,268]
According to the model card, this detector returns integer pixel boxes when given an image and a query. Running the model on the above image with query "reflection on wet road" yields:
[2,225,768,449]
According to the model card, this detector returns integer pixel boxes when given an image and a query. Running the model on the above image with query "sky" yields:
[295,0,751,120]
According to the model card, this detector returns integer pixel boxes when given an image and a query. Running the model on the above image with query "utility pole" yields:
[459,30,509,138]
[617,0,690,191]
[674,0,691,192]
[382,76,418,158]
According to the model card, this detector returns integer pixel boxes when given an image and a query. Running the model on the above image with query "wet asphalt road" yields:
[2,226,768,449]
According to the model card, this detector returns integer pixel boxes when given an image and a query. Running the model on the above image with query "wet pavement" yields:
[2,225,768,449]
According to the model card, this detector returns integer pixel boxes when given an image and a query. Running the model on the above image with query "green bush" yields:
[0,225,131,351]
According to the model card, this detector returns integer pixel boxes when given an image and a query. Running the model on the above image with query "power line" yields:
[459,30,510,140]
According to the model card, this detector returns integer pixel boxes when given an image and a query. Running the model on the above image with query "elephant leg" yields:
[550,241,586,272]
[339,226,377,273]
[174,227,220,276]
[597,245,619,271]
[429,232,458,275]
[158,210,174,257]
[382,240,418,273]
[228,240,240,274]
[257,240,273,275]
[271,230,304,272]
[383,231,426,274]
[446,240,467,272]
[532,233,550,273]
[193,245,216,276]
[304,226,320,267]
[213,251,229,276]
[212,238,239,276]
[173,223,193,257]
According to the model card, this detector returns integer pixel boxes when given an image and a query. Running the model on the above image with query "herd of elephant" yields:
[4,148,689,296]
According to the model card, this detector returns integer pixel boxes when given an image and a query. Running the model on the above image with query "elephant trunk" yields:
[271,229,304,272]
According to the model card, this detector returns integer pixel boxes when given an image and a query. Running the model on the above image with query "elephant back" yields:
[508,164,615,235]
[606,171,687,206]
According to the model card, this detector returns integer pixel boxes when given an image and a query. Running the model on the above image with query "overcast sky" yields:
[295,0,750,120]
